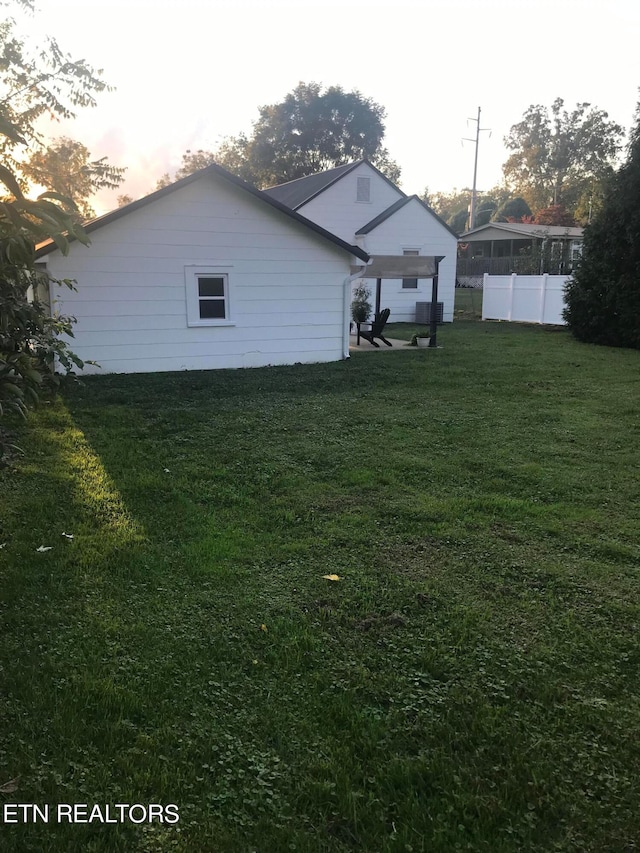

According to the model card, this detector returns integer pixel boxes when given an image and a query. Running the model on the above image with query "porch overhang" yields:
[349,255,445,348]
[350,255,443,279]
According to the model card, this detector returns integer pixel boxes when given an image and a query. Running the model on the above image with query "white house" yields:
[263,160,458,323]
[35,164,369,374]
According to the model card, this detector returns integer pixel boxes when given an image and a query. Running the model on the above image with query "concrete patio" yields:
[348,335,411,352]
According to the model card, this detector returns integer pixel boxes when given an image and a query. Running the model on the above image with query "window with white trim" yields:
[356,176,371,203]
[402,249,419,289]
[185,266,233,326]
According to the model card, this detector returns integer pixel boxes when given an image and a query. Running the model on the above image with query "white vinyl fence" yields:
[482,274,568,325]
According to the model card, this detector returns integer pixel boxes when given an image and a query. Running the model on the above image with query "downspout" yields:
[34,259,52,318]
[343,264,369,360]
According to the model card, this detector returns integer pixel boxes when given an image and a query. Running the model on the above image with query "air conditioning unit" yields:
[415,302,443,324]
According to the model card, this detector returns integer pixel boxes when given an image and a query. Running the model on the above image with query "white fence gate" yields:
[482,274,568,325]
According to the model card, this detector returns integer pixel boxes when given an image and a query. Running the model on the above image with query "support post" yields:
[508,273,516,321]
[429,257,444,347]
[539,273,548,324]
[375,278,382,317]
[482,273,488,319]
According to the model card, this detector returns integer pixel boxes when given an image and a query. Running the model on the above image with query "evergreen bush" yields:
[564,104,640,348]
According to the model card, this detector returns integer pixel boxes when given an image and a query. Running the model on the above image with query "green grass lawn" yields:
[1,319,639,852]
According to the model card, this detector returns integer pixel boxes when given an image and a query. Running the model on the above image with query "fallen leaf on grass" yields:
[0,777,19,794]
[35,546,52,553]
[0,542,7,549]
[260,624,268,632]
[322,574,342,582]
[61,532,74,540]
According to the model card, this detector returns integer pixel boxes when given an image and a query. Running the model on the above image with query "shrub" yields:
[0,247,85,419]
[351,282,372,324]
[564,103,640,349]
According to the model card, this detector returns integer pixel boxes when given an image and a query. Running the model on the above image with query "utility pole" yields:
[463,107,490,231]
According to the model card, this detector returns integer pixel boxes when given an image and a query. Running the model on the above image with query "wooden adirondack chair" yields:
[357,308,392,348]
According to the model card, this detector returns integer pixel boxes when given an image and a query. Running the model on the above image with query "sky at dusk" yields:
[16,0,640,214]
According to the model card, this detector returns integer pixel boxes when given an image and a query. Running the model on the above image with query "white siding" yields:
[45,175,354,374]
[297,162,404,243]
[352,198,457,323]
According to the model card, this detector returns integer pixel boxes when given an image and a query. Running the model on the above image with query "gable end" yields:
[357,195,459,240]
[35,163,369,263]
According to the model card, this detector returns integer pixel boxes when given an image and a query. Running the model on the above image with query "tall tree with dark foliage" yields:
[214,82,401,187]
[564,103,640,349]
[503,98,623,222]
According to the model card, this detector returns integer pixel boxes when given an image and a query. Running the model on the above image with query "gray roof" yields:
[263,159,405,210]
[263,162,361,209]
[35,162,369,262]
[357,195,459,240]
[460,222,584,240]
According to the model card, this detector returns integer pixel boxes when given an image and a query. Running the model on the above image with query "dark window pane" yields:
[403,251,419,288]
[199,300,225,319]
[198,276,225,297]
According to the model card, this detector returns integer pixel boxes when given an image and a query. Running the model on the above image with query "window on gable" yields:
[356,176,371,203]
[402,249,419,289]
[185,267,232,326]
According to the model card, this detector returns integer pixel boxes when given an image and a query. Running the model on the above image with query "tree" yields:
[572,184,606,226]
[427,185,516,233]
[209,135,254,184]
[22,136,125,220]
[563,103,640,349]
[448,209,469,236]
[174,148,217,181]
[503,98,624,217]
[425,188,468,223]
[214,82,401,187]
[427,188,470,234]
[152,149,222,190]
[155,173,172,190]
[534,204,575,226]
[0,2,111,164]
[1,0,113,426]
[475,196,499,227]
[493,197,533,223]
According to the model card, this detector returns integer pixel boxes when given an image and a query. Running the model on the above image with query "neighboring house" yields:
[35,164,369,375]
[263,160,458,323]
[458,222,584,283]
